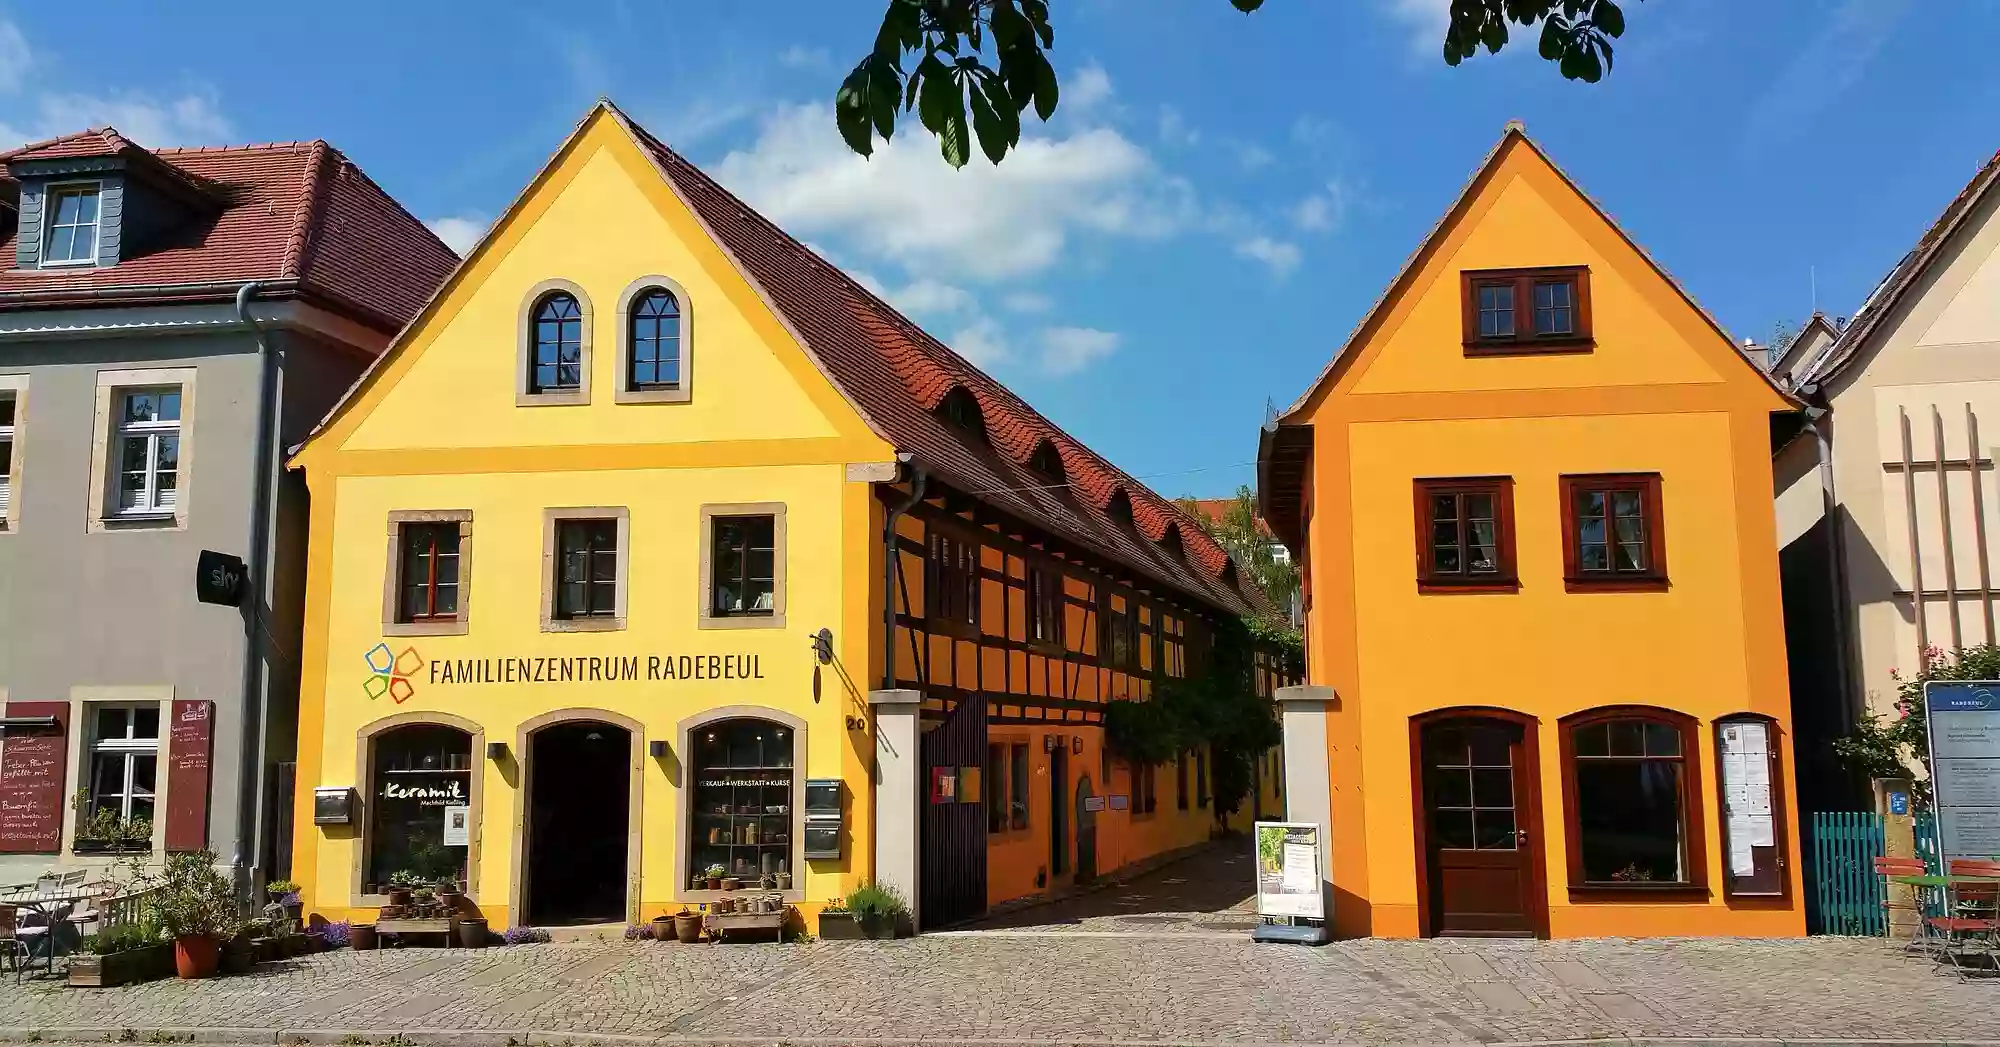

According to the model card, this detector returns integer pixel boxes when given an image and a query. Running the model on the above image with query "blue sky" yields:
[0,0,1989,497]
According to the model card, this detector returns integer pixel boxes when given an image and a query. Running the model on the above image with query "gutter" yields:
[0,278,302,309]
[1804,393,1860,738]
[882,456,927,691]
[232,281,282,897]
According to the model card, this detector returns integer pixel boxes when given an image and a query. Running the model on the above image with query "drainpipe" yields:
[232,281,281,897]
[882,456,927,690]
[1805,396,1858,737]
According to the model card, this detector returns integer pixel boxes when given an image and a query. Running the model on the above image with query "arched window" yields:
[1029,439,1064,481]
[365,723,473,893]
[1106,488,1133,525]
[627,289,682,390]
[688,717,795,884]
[1559,707,1702,889]
[529,292,584,393]
[938,387,984,437]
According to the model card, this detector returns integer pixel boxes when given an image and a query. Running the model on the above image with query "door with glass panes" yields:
[1416,714,1543,937]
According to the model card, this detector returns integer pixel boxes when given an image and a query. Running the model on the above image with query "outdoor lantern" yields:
[486,741,508,761]
[648,739,670,759]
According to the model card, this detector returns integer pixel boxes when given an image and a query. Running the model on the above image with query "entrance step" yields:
[532,922,626,943]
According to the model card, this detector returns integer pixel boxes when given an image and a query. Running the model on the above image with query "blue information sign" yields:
[1925,681,2000,862]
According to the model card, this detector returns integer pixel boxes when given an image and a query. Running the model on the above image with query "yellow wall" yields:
[289,107,895,931]
[1289,133,1803,939]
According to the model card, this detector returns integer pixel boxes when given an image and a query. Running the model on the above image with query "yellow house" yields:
[288,101,1277,933]
[1257,124,1805,939]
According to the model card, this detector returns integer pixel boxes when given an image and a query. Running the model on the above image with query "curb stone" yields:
[1,1033,1998,1047]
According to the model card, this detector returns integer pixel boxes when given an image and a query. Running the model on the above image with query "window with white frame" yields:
[0,390,15,522]
[88,704,160,831]
[42,184,102,266]
[114,388,181,515]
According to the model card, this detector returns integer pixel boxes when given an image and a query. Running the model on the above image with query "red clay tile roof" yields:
[623,112,1263,619]
[0,127,457,334]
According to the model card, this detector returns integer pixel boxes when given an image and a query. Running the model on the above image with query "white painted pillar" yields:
[868,687,923,931]
[1276,685,1335,919]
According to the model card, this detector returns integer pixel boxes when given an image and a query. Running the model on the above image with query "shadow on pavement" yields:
[955,839,1258,933]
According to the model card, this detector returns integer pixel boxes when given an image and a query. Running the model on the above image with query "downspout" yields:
[232,281,282,895]
[1805,393,1858,735]
[882,456,927,691]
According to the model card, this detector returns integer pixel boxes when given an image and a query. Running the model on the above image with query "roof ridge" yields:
[0,126,133,162]
[153,140,322,156]
[279,140,335,280]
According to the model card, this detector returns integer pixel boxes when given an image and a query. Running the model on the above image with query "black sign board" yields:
[195,550,247,607]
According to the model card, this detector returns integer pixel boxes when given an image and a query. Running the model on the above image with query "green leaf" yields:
[1538,18,1566,59]
[917,59,957,134]
[1022,0,1053,46]
[836,68,877,158]
[1593,0,1626,38]
[1230,0,1265,9]
[939,103,971,168]
[868,61,900,141]
[1480,16,1509,53]
[1031,52,1059,120]
[967,81,1007,164]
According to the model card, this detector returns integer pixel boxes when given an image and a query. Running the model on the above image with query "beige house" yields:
[1773,147,2000,808]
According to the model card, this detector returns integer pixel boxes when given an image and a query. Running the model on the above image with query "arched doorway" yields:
[525,719,632,925]
[1411,709,1546,938]
[1074,775,1097,884]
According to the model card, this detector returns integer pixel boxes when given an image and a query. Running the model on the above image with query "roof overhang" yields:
[1258,422,1313,555]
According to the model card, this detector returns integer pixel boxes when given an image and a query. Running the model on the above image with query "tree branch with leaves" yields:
[838,0,1636,168]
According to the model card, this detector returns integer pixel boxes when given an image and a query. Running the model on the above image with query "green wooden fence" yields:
[1809,811,1885,935]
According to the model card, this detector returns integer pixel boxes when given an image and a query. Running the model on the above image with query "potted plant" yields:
[776,872,792,891]
[457,916,488,948]
[385,869,421,907]
[67,920,172,988]
[720,875,741,892]
[817,897,860,940]
[220,922,256,975]
[704,864,725,891]
[647,913,674,940]
[148,851,238,978]
[436,877,463,908]
[69,790,153,854]
[264,879,303,925]
[846,882,911,940]
[306,919,352,952]
[673,908,703,943]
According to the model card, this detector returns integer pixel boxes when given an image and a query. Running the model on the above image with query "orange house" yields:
[1257,124,1805,939]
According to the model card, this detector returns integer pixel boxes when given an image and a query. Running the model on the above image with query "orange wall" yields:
[1287,133,1803,939]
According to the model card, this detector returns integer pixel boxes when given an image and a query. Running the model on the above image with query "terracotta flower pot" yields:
[673,911,702,943]
[174,935,220,979]
[706,877,722,890]
[351,924,378,950]
[386,887,413,906]
[648,915,674,940]
[720,877,741,892]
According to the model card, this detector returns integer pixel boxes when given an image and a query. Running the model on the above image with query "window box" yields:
[71,837,151,855]
[1461,266,1592,354]
[67,941,174,988]
[815,909,909,940]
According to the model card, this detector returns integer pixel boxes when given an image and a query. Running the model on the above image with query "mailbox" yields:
[313,786,358,826]
[803,777,844,860]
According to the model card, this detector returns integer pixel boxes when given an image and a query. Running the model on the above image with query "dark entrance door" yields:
[1074,776,1097,883]
[527,721,629,925]
[1048,744,1068,877]
[920,695,988,929]
[1418,716,1538,937]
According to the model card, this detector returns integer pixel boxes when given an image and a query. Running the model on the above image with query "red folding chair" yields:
[1931,859,2000,980]
[1875,856,1936,957]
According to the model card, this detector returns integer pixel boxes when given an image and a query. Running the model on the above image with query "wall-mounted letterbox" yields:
[803,777,844,860]
[314,786,358,826]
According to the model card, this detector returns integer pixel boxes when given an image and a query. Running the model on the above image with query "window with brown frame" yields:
[554,519,619,619]
[928,531,980,630]
[1461,266,1592,353]
[1102,598,1137,670]
[986,743,1008,834]
[1559,707,1704,890]
[1560,473,1666,589]
[1413,477,1516,590]
[1136,762,1157,813]
[1009,742,1030,829]
[396,522,462,622]
[1027,564,1064,648]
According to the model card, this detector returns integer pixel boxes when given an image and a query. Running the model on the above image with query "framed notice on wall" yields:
[1925,681,2000,862]
[1252,821,1324,920]
[1715,715,1785,897]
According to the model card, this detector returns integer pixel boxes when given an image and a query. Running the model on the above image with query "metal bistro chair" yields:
[0,905,24,976]
[1876,855,1939,957]
[12,906,53,982]
[1931,858,2000,980]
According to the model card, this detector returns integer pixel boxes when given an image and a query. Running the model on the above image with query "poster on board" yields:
[1253,821,1324,920]
[1926,681,2000,862]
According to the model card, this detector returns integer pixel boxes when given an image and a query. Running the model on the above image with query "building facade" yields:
[1772,148,2000,811]
[288,102,1280,933]
[0,129,455,885]
[1259,126,1805,939]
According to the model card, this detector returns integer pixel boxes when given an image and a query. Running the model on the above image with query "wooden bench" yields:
[704,910,784,943]
[374,918,454,945]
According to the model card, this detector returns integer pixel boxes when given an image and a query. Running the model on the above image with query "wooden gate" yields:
[921,695,988,929]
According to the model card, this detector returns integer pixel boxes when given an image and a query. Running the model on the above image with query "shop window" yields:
[1560,707,1702,889]
[625,288,682,391]
[928,531,980,632]
[1027,564,1063,649]
[365,723,472,893]
[689,718,795,883]
[986,743,1006,833]
[1560,473,1666,590]
[1461,266,1592,353]
[1009,742,1029,829]
[542,507,628,631]
[1414,477,1516,590]
[81,704,158,850]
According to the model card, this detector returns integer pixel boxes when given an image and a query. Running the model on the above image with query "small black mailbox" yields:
[804,777,844,860]
[313,786,358,826]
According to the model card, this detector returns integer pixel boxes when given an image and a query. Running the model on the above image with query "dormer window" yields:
[1107,488,1133,525]
[938,387,984,438]
[42,183,102,267]
[1029,439,1064,481]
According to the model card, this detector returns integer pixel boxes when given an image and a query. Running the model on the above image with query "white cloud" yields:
[1740,0,1912,158]
[1382,0,1451,56]
[1002,291,1052,314]
[1038,326,1119,376]
[1235,236,1302,278]
[1233,142,1276,171]
[778,44,831,70]
[0,19,30,94]
[1291,180,1352,234]
[1157,105,1199,147]
[0,19,231,149]
[1291,115,1334,151]
[424,214,489,256]
[883,277,978,319]
[951,316,1012,368]
[715,103,1193,282]
[1066,63,1114,119]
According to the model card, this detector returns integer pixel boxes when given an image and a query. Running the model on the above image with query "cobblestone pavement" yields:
[3,850,1998,1046]
[953,840,1261,936]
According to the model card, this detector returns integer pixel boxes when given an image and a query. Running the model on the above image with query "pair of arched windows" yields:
[525,286,683,396]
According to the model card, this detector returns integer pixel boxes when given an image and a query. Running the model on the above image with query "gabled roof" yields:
[0,127,458,334]
[1794,147,2000,390]
[1769,312,1841,389]
[299,101,1264,620]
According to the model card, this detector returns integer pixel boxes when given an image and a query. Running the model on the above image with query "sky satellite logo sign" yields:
[364,643,424,704]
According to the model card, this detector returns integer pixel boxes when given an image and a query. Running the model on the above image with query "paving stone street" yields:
[2,849,1997,1047]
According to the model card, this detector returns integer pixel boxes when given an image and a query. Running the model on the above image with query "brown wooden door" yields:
[1420,717,1538,937]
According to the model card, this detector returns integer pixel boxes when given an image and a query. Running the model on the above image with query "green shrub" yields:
[844,882,908,923]
[85,922,159,955]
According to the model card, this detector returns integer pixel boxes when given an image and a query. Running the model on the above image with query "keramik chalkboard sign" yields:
[0,702,69,854]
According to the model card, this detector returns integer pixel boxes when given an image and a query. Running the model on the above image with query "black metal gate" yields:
[920,695,988,929]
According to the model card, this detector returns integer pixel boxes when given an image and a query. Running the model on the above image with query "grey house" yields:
[0,127,456,887]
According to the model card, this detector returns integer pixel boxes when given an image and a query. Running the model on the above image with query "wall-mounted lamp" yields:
[486,741,508,761]
[1071,736,1083,755]
[648,740,670,759]
[811,627,834,665]
[1043,735,1061,753]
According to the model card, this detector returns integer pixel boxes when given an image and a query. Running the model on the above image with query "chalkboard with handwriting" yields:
[165,700,214,853]
[0,702,70,853]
